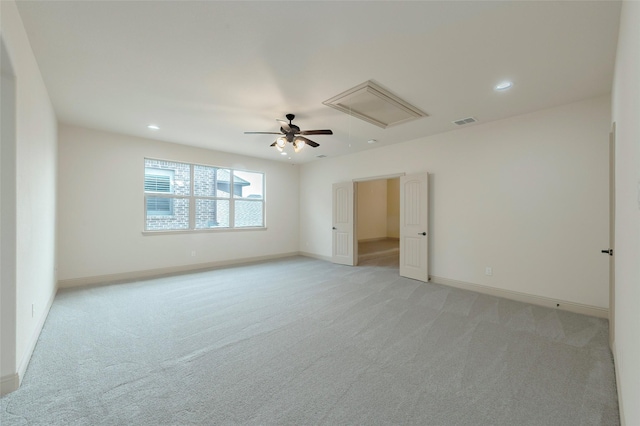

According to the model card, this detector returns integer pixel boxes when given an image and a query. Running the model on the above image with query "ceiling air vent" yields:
[323,80,428,129]
[452,117,477,126]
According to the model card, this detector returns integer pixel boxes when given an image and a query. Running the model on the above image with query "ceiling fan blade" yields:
[276,119,291,133]
[301,129,333,136]
[244,131,282,135]
[296,136,319,148]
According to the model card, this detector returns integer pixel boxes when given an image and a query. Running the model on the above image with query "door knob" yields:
[601,249,613,256]
[418,232,426,236]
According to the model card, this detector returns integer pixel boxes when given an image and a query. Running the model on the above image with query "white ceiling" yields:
[15,1,621,164]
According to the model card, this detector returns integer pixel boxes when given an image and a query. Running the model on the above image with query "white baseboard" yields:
[57,252,300,289]
[298,251,332,263]
[611,340,625,425]
[430,275,608,319]
[0,286,56,396]
[0,373,19,396]
[17,287,56,383]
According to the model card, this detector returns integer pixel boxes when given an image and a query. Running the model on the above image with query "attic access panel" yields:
[323,81,428,129]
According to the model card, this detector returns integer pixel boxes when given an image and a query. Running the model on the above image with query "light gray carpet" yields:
[1,255,619,425]
[359,239,400,262]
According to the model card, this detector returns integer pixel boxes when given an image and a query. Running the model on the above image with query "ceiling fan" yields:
[244,114,333,153]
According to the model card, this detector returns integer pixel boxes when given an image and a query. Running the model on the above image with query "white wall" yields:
[300,96,610,309]
[611,2,640,424]
[1,40,18,390]
[0,0,58,394]
[57,124,300,284]
[356,179,388,241]
[387,178,400,238]
[356,178,400,241]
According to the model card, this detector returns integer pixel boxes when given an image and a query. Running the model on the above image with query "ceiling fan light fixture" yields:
[246,114,330,153]
[293,138,305,153]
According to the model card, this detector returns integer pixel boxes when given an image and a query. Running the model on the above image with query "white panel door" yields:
[332,181,355,266]
[400,173,429,281]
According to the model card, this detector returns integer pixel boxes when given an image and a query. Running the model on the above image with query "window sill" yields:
[142,227,267,236]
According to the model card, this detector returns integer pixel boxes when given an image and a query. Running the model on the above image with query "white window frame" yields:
[143,158,266,234]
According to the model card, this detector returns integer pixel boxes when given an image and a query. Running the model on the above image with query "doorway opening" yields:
[332,172,429,281]
[356,177,400,265]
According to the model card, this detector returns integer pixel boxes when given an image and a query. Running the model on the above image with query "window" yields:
[144,169,173,215]
[232,170,264,228]
[144,158,264,232]
[144,161,190,231]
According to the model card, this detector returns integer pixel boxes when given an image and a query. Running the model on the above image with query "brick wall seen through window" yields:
[144,158,264,231]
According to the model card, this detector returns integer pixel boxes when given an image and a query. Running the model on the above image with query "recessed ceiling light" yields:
[367,139,378,144]
[495,81,513,91]
[280,152,287,156]
[147,124,160,130]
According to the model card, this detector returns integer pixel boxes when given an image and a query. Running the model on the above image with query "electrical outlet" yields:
[191,250,196,257]
[485,267,493,276]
